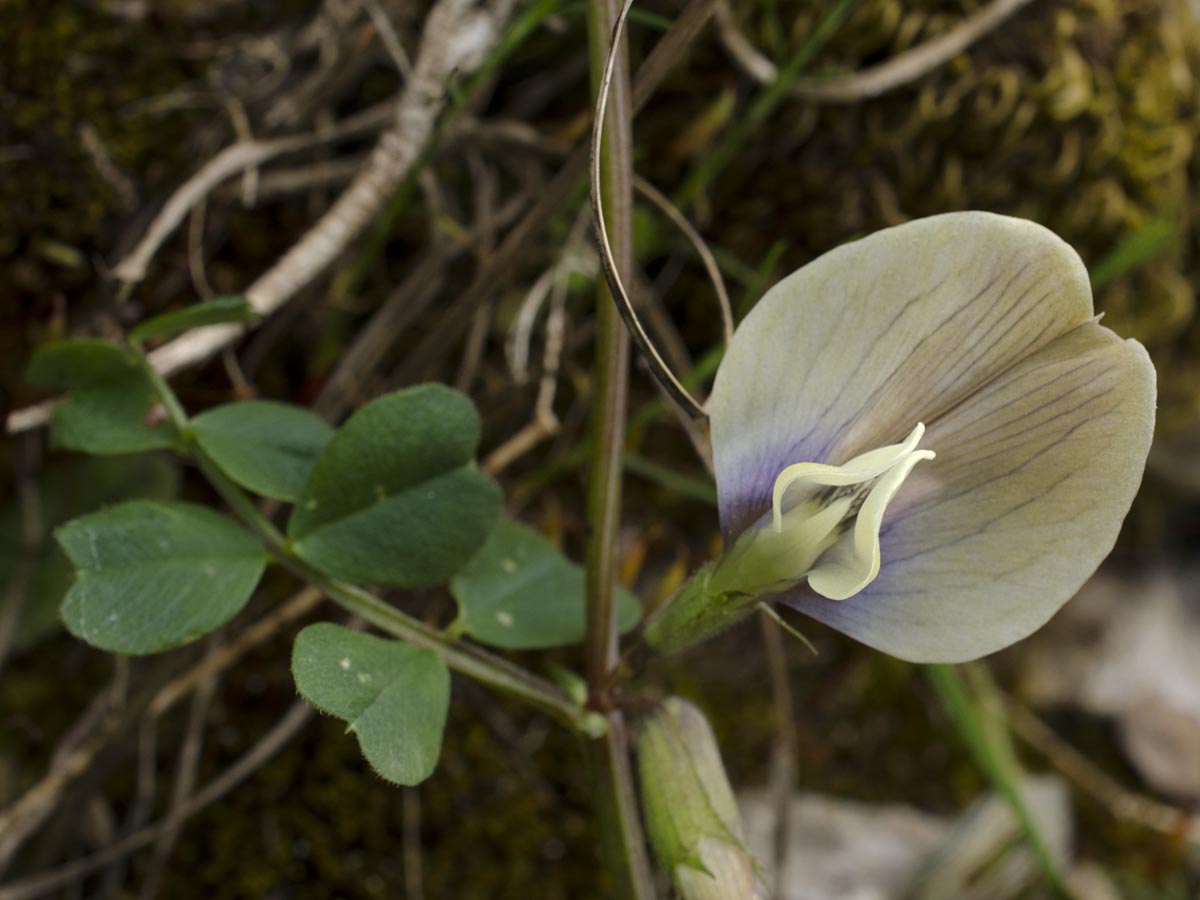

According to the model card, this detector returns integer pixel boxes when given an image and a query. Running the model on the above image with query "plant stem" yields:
[283,556,595,731]
[588,711,652,897]
[133,346,191,432]
[584,0,634,702]
[584,0,654,896]
[217,459,590,731]
[194,452,288,545]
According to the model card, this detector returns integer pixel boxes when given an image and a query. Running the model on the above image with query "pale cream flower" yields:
[647,212,1156,662]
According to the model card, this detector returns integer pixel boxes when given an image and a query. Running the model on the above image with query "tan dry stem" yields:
[7,0,514,436]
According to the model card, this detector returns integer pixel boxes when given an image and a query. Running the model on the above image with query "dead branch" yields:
[1004,697,1200,848]
[151,0,511,372]
[484,209,593,475]
[7,0,514,437]
[0,703,314,900]
[136,639,223,899]
[388,0,721,386]
[717,0,1036,104]
[0,589,321,871]
[112,101,394,286]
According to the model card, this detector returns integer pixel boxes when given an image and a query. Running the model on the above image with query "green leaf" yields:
[51,380,178,454]
[191,401,335,502]
[292,623,450,785]
[450,521,641,649]
[25,339,135,387]
[0,455,180,652]
[131,296,256,343]
[289,385,501,587]
[57,500,266,654]
[25,339,177,455]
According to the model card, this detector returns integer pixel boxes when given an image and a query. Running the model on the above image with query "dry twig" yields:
[1004,696,1200,848]
[0,668,133,875]
[0,589,322,871]
[7,0,514,437]
[482,211,588,475]
[148,0,512,374]
[364,0,415,79]
[137,637,223,899]
[112,102,393,286]
[78,122,139,211]
[311,171,530,419]
[0,703,315,900]
[716,0,1036,104]
[389,0,721,386]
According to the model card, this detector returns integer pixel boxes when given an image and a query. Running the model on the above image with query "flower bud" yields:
[637,698,763,900]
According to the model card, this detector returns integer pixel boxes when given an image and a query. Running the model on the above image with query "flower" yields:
[646,212,1156,662]
[637,697,764,900]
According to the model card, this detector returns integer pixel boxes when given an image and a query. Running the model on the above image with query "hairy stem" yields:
[282,556,596,732]
[584,0,634,702]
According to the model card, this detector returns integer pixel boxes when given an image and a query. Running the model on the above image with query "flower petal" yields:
[771,422,927,530]
[711,212,1094,538]
[806,445,935,601]
[784,322,1156,662]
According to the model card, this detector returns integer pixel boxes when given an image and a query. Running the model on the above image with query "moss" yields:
[0,4,193,253]
[644,0,1200,437]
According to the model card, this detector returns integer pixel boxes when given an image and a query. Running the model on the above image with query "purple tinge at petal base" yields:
[706,211,1156,663]
[711,212,1096,541]
[781,322,1155,662]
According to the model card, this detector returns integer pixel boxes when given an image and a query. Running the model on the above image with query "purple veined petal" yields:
[783,322,1156,663]
[710,212,1094,540]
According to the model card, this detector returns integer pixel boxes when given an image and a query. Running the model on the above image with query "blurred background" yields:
[2,0,1198,896]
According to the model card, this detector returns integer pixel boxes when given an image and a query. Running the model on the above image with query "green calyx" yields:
[642,563,759,656]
